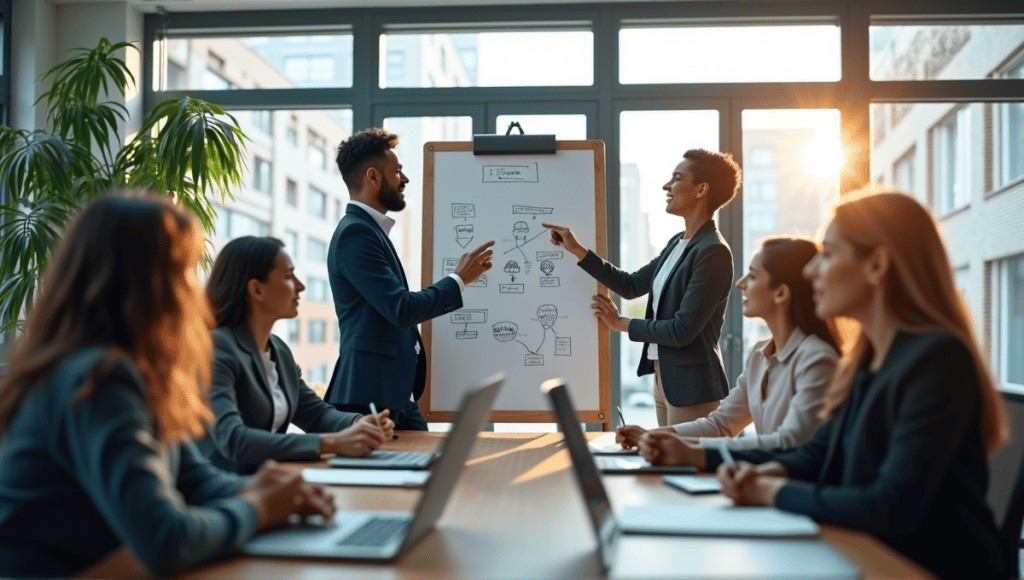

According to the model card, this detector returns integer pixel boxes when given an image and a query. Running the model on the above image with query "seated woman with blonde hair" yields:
[617,236,841,452]
[0,192,335,577]
[198,236,394,474]
[640,191,1009,580]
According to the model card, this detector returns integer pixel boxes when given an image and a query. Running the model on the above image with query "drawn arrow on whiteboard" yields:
[455,224,474,248]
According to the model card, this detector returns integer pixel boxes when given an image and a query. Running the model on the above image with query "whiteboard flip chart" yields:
[421,141,610,427]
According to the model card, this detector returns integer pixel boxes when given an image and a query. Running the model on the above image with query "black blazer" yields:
[196,325,360,474]
[708,332,1004,580]
[326,204,461,409]
[0,348,256,577]
[578,220,733,406]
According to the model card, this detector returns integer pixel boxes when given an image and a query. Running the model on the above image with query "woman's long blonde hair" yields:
[820,191,1008,453]
[0,190,214,443]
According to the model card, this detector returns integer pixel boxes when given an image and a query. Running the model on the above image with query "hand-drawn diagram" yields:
[483,164,539,183]
[451,309,487,339]
[455,224,474,248]
[537,250,562,287]
[492,304,572,366]
[512,205,554,220]
[503,260,520,282]
[503,218,549,265]
[443,257,486,287]
[452,203,475,220]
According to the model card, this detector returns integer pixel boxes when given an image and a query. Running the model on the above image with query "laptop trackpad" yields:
[244,511,413,559]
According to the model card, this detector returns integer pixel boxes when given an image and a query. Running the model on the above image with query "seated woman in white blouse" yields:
[617,237,842,451]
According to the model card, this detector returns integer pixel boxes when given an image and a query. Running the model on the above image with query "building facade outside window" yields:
[931,107,971,215]
[286,179,298,207]
[997,254,1024,391]
[285,319,300,346]
[307,319,327,345]
[308,130,327,170]
[253,156,272,195]
[893,147,916,196]
[306,277,329,302]
[283,230,299,255]
[999,56,1024,187]
[307,237,327,262]
[308,186,327,219]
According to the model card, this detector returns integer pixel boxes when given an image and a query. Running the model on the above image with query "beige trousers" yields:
[652,361,721,427]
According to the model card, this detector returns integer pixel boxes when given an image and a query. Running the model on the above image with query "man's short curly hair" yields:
[335,128,400,190]
[683,149,742,213]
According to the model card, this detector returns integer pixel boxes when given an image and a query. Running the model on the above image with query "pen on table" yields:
[616,405,626,428]
[718,440,735,466]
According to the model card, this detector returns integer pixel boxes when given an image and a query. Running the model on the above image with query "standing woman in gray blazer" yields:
[0,192,335,577]
[199,236,394,474]
[544,149,742,426]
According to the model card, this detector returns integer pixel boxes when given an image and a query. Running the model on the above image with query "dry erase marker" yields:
[368,402,382,429]
[616,405,626,427]
[718,440,735,465]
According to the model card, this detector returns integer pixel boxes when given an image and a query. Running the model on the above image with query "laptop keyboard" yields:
[370,451,435,468]
[337,517,407,547]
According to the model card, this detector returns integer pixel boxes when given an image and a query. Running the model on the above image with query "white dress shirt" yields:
[672,328,839,450]
[259,348,289,433]
[647,235,689,360]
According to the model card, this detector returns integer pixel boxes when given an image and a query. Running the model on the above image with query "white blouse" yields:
[672,328,839,451]
[259,348,289,433]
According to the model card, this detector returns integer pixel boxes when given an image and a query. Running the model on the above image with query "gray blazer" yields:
[196,325,360,474]
[0,348,256,577]
[579,220,733,406]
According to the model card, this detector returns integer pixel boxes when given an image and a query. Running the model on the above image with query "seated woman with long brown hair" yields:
[0,192,335,577]
[616,236,841,452]
[198,236,394,474]
[639,191,1009,580]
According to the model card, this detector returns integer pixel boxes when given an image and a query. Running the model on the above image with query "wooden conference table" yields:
[166,432,933,579]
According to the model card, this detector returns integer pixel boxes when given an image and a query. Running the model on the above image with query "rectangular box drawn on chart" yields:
[540,277,560,287]
[499,284,525,293]
[536,251,563,261]
[525,354,545,366]
[482,164,539,183]
[451,310,487,324]
[555,338,571,356]
[455,331,478,339]
[451,203,475,218]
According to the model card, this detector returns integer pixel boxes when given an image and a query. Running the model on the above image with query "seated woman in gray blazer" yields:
[616,237,841,451]
[0,192,335,577]
[199,236,394,474]
[640,192,1008,580]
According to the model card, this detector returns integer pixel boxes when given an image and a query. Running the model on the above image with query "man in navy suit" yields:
[326,128,494,430]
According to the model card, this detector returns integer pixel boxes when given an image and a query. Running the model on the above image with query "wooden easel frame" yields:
[420,140,610,430]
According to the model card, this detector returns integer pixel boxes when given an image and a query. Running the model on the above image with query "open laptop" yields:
[542,379,619,573]
[243,373,503,561]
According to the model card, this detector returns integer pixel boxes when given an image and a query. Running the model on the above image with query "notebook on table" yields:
[587,432,640,456]
[594,454,697,474]
[242,373,503,561]
[619,504,820,538]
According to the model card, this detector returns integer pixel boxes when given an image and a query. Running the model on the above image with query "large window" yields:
[620,23,841,84]
[144,3,1024,412]
[308,186,327,219]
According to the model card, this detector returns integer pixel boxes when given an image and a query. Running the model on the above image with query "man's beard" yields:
[379,182,406,212]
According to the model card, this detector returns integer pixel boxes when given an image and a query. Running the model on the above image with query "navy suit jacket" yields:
[326,204,462,410]
[196,325,360,474]
[0,348,256,577]
[578,220,733,406]
[706,332,1004,580]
